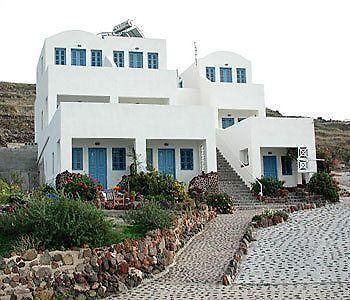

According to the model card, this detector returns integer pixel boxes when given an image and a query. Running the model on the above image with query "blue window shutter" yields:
[72,148,83,170]
[55,48,66,65]
[113,51,124,67]
[91,50,102,66]
[282,156,293,175]
[220,67,233,83]
[180,149,194,170]
[112,148,126,170]
[71,49,86,66]
[129,52,143,68]
[146,148,153,168]
[206,67,216,82]
[147,52,158,69]
[237,68,247,83]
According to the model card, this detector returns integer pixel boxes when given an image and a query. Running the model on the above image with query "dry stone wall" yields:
[0,207,216,299]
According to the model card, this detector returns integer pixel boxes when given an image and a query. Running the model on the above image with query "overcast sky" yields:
[1,0,349,120]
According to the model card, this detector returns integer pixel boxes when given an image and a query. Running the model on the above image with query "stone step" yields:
[216,148,260,206]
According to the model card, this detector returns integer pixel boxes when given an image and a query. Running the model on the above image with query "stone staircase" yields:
[216,149,261,209]
[216,149,305,210]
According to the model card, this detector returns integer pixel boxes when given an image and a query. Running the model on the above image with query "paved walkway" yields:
[111,199,350,299]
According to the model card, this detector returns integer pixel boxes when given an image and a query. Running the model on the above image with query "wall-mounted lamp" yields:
[164,143,169,146]
[95,142,100,146]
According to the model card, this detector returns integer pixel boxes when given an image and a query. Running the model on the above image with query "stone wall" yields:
[0,207,216,299]
[0,145,38,191]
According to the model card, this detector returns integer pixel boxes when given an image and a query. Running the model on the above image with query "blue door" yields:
[158,149,176,178]
[88,148,107,188]
[263,156,278,179]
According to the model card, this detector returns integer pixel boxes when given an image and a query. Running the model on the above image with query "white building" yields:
[35,21,317,190]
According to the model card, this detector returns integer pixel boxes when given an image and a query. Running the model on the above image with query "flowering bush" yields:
[56,171,103,202]
[206,192,235,214]
[119,171,188,204]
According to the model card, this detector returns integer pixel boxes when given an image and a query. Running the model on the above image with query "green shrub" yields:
[0,179,25,205]
[32,184,58,198]
[316,148,336,173]
[56,171,103,202]
[252,177,285,197]
[120,171,188,203]
[308,172,339,202]
[0,196,116,250]
[252,209,289,223]
[206,192,234,214]
[124,201,174,231]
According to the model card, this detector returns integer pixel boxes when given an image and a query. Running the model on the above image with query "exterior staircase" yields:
[216,149,316,210]
[216,149,261,209]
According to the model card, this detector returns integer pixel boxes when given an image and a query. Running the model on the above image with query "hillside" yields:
[266,108,350,165]
[0,82,35,146]
[0,82,349,165]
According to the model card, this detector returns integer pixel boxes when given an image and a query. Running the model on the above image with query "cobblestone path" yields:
[111,199,350,299]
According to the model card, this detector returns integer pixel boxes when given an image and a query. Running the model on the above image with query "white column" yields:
[205,139,217,172]
[60,137,72,172]
[134,137,147,173]
[251,146,262,179]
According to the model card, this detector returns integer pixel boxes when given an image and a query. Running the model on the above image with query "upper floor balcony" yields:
[199,77,265,115]
[45,64,179,102]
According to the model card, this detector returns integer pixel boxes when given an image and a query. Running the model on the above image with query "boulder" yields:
[22,249,38,261]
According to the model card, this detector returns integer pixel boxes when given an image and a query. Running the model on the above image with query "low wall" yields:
[0,207,216,299]
[0,145,38,191]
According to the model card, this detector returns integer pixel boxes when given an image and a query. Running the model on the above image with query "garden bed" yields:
[0,206,216,299]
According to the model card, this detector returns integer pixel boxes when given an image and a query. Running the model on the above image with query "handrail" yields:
[234,156,263,198]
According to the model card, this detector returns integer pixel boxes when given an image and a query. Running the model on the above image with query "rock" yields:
[4,268,11,275]
[7,260,15,268]
[97,286,106,297]
[62,254,74,265]
[82,248,92,259]
[85,271,98,283]
[158,237,166,252]
[29,260,39,267]
[116,253,124,264]
[222,274,232,286]
[2,277,10,284]
[74,284,89,292]
[118,261,129,274]
[117,280,128,293]
[74,273,87,285]
[88,290,97,297]
[75,294,86,300]
[22,249,38,261]
[35,267,52,279]
[101,258,109,271]
[39,251,51,265]
[128,267,143,281]
[163,250,175,266]
[17,261,25,268]
[148,245,157,256]
[52,254,62,262]
[91,282,99,290]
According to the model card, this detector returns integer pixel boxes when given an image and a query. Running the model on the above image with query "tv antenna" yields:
[194,41,198,66]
